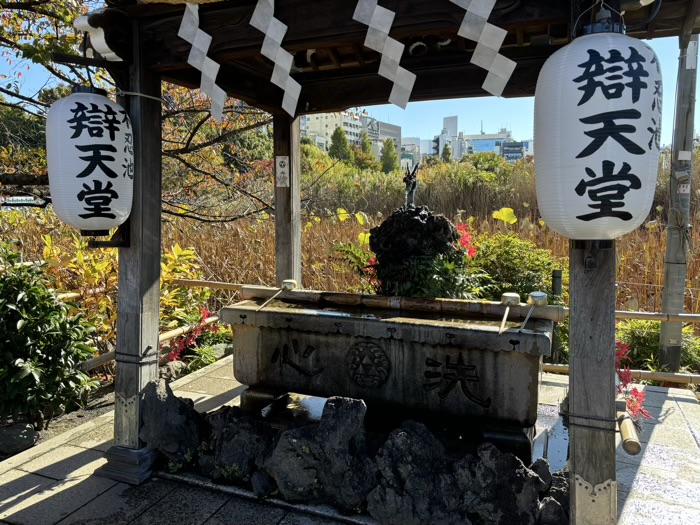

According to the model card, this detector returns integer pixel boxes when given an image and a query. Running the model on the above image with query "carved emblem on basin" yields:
[345,342,391,387]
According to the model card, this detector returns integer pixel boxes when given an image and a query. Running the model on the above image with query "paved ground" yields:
[0,356,698,525]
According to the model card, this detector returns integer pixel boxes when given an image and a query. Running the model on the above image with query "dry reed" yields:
[6,208,700,316]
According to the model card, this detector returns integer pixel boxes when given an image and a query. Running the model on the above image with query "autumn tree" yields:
[328,126,353,163]
[351,145,380,171]
[0,1,275,222]
[380,138,399,173]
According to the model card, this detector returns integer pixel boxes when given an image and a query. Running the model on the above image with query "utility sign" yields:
[275,156,290,187]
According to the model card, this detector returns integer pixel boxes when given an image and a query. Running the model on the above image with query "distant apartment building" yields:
[301,111,401,159]
[301,111,364,150]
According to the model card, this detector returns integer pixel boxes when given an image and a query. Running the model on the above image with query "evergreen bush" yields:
[0,244,97,428]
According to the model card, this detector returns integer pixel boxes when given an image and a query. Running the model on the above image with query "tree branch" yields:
[163,119,272,156]
[0,1,52,9]
[0,86,50,108]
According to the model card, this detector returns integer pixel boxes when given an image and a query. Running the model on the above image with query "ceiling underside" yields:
[95,0,700,114]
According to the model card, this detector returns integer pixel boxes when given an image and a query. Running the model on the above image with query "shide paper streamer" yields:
[352,0,417,109]
[177,4,227,121]
[450,0,516,96]
[250,0,302,117]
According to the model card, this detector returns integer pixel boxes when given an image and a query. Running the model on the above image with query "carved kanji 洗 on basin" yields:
[220,289,553,428]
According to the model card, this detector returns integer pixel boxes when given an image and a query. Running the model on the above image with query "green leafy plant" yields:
[160,244,212,328]
[468,233,560,301]
[0,244,98,429]
[615,319,700,373]
[186,345,219,373]
[375,250,491,299]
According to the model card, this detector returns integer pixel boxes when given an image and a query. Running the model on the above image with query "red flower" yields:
[455,223,477,257]
[626,387,651,419]
[615,340,631,368]
[618,366,633,388]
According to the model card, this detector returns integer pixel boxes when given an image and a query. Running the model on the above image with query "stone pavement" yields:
[0,356,698,525]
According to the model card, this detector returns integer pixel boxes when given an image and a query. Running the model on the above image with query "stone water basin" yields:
[220,294,553,428]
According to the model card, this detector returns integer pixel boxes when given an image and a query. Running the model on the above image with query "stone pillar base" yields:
[95,446,157,485]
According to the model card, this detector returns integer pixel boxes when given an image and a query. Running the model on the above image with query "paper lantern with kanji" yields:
[47,87,133,234]
[534,31,662,239]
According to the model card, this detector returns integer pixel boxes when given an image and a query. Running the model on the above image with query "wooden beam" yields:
[95,18,162,486]
[682,0,700,42]
[660,33,698,371]
[137,0,568,71]
[293,48,554,112]
[568,240,617,525]
[273,114,302,287]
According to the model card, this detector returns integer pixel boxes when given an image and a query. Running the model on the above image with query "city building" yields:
[401,137,422,167]
[461,127,514,154]
[500,141,525,162]
[302,111,365,151]
[361,115,402,158]
[432,116,472,160]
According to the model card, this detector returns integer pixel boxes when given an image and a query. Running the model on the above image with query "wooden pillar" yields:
[273,113,302,287]
[659,34,698,371]
[96,19,161,485]
[569,240,617,525]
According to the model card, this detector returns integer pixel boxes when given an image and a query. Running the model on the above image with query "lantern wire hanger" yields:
[572,0,626,38]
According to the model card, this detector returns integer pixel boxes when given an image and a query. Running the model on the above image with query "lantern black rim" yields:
[72,86,108,96]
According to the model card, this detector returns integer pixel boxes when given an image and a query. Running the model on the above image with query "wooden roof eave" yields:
[88,0,700,114]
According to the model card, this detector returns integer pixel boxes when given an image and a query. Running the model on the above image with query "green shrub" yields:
[186,345,219,373]
[0,244,97,428]
[468,233,560,301]
[616,319,700,373]
[375,251,492,300]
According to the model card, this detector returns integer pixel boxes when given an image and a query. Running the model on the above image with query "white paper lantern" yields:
[535,31,662,239]
[47,87,133,234]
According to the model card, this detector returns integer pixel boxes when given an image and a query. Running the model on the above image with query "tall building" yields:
[433,116,471,160]
[443,116,458,138]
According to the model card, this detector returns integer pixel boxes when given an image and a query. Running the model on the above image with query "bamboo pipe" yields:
[186,282,700,323]
[170,278,244,291]
[238,286,569,322]
[543,363,700,385]
[618,411,642,456]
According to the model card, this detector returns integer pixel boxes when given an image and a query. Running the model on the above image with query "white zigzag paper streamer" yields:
[250,0,302,117]
[353,0,416,109]
[178,4,226,120]
[450,0,516,96]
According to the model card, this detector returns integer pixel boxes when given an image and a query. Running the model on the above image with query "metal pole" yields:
[659,34,698,371]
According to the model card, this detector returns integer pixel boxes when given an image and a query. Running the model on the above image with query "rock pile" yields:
[139,383,569,525]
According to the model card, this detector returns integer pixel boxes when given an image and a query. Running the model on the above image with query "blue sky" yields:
[364,36,696,147]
